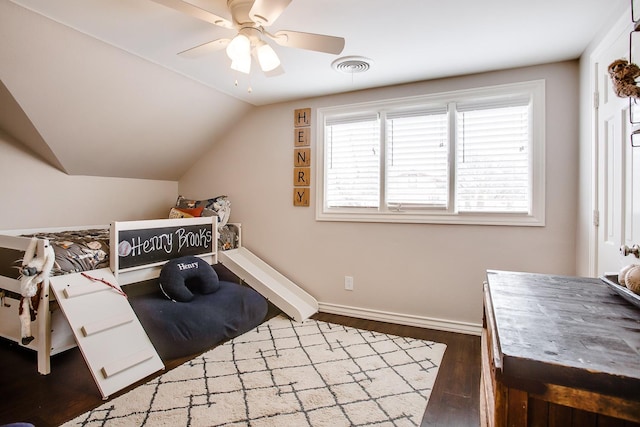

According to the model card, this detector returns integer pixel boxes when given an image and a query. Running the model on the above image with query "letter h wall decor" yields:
[293,108,311,206]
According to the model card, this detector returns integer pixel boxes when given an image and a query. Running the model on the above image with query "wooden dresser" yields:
[481,270,640,427]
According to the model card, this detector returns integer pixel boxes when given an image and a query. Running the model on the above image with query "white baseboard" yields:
[317,302,482,336]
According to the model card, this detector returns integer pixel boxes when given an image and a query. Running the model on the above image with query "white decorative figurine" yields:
[18,237,55,345]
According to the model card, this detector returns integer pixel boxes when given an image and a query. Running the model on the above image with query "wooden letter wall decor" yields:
[293,108,311,206]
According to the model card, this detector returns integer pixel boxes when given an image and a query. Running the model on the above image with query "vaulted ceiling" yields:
[0,0,627,180]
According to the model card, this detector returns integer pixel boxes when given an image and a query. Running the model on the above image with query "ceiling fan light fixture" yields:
[226,33,251,61]
[256,41,280,72]
[231,56,251,74]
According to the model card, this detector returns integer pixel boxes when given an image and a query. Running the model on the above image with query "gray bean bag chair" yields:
[130,256,268,359]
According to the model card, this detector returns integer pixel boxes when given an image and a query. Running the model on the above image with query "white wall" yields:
[180,61,579,331]
[0,130,178,230]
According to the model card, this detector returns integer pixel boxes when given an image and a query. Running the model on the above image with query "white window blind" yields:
[325,115,380,208]
[456,104,530,213]
[386,110,449,208]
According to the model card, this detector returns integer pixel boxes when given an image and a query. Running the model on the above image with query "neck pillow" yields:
[158,256,220,302]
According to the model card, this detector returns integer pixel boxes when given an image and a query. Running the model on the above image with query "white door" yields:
[595,28,640,275]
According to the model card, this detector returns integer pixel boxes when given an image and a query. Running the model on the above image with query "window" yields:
[316,80,545,225]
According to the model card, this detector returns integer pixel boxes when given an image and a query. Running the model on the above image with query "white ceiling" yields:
[7,0,628,106]
[0,0,628,180]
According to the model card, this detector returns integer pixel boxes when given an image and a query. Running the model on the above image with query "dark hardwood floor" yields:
[0,311,480,427]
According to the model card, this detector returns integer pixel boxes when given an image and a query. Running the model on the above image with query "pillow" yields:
[175,195,217,216]
[176,195,231,227]
[158,256,220,302]
[168,206,204,218]
[169,208,192,219]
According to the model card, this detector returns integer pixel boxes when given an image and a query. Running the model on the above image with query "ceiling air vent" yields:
[332,56,372,74]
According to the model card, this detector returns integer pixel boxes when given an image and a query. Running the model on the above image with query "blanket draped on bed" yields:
[21,229,110,275]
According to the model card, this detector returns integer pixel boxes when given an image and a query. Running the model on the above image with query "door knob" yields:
[620,244,640,258]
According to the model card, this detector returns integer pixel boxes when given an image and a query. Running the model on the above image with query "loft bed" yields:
[0,217,217,375]
[0,198,316,386]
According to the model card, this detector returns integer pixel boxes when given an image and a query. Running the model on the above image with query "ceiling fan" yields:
[152,0,346,76]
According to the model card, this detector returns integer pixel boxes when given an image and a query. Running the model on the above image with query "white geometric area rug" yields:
[64,314,446,427]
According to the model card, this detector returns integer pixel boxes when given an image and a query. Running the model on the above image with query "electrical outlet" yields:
[344,276,354,291]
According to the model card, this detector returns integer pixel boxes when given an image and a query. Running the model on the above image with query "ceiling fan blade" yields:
[249,0,292,26]
[151,0,234,29]
[269,30,345,55]
[178,38,231,58]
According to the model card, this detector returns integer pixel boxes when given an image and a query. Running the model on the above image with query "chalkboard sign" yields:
[117,223,213,270]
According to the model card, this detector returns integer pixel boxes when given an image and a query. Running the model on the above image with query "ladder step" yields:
[101,349,154,379]
[63,284,109,299]
[81,314,133,337]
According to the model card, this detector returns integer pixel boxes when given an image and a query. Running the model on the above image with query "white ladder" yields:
[50,268,163,398]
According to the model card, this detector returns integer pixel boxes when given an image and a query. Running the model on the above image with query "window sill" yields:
[316,210,545,226]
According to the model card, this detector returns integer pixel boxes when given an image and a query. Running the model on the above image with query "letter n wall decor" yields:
[293,108,311,206]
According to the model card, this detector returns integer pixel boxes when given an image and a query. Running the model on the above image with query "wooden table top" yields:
[484,270,640,400]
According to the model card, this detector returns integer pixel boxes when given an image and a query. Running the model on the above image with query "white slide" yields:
[219,247,318,322]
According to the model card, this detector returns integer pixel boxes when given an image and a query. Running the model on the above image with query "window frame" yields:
[315,80,546,226]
